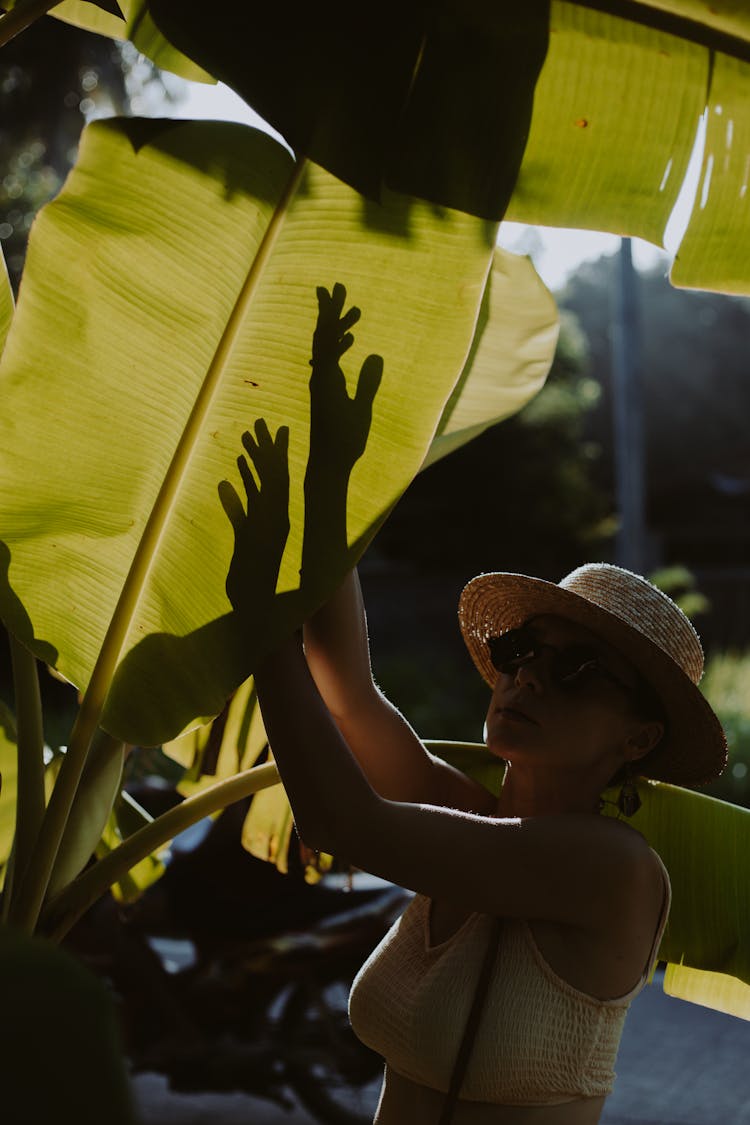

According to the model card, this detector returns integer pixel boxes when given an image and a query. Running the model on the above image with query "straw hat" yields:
[458,563,727,786]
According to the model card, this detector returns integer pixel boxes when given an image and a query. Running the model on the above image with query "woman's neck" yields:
[495,763,604,819]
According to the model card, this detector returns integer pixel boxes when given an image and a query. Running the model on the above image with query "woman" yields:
[253,562,727,1124]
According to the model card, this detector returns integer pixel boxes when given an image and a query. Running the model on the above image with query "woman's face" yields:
[483,614,662,775]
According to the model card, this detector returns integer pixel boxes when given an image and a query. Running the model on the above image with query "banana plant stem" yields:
[9,694,103,932]
[8,635,46,904]
[0,0,62,47]
[42,760,281,943]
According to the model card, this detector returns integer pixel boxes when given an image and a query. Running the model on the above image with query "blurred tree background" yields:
[561,257,750,584]
[0,15,170,292]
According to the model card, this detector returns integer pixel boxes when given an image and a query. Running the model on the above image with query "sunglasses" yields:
[487,625,635,696]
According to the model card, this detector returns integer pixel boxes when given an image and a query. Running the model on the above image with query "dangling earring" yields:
[617,765,641,817]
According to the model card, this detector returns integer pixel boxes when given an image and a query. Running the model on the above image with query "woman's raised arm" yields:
[302,570,493,811]
[254,634,660,933]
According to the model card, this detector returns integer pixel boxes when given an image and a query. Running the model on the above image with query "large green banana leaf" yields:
[146,0,550,223]
[7,2,750,289]
[671,52,750,291]
[503,3,706,247]
[0,118,556,749]
[137,0,750,293]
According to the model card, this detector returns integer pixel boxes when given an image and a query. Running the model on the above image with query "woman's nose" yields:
[513,654,546,690]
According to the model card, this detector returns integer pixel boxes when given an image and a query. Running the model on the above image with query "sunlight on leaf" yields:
[664,962,750,1019]
[506,2,706,247]
[0,117,497,747]
[671,53,750,294]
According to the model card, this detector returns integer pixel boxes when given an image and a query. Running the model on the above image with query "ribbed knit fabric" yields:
[349,855,670,1106]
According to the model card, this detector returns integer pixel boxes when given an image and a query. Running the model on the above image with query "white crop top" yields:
[349,852,671,1106]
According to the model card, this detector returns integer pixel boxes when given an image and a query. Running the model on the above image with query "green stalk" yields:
[11,157,308,935]
[0,0,62,47]
[42,760,280,943]
[10,681,112,932]
[7,635,45,905]
[1,840,17,923]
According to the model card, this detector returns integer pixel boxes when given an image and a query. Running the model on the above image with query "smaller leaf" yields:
[664,963,750,1020]
[424,248,558,468]
[47,730,125,898]
[94,790,166,902]
[241,754,294,873]
[671,54,750,295]
[166,676,268,796]
[602,777,750,1018]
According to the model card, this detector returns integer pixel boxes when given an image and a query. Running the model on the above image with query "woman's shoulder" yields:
[596,813,664,870]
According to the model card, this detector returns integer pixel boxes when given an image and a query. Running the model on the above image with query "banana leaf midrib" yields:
[570,1,749,60]
[87,157,306,714]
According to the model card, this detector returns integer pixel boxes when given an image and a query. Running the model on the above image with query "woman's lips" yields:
[497,706,538,725]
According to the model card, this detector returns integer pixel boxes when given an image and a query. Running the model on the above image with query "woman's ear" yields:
[626,719,665,762]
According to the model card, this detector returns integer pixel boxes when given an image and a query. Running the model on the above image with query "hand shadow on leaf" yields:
[105,283,382,747]
[0,541,59,669]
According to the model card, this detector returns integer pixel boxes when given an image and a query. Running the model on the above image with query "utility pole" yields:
[612,238,647,573]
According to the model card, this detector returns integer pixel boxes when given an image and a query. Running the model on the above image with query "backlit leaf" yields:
[671,53,750,293]
[424,249,558,467]
[505,2,707,247]
[0,118,498,747]
[48,0,214,81]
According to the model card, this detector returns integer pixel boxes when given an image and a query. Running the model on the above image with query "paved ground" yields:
[601,970,750,1124]
[132,970,750,1124]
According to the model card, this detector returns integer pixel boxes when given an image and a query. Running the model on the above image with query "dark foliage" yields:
[1,16,127,289]
[559,254,750,570]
